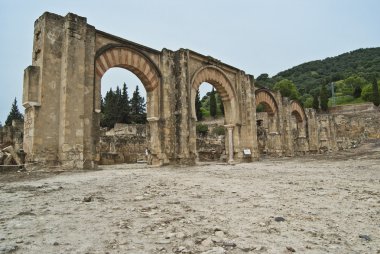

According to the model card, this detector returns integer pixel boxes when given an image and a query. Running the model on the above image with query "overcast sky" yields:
[0,0,379,123]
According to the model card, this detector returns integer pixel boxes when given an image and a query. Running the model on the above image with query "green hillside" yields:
[256,47,380,93]
[255,47,380,107]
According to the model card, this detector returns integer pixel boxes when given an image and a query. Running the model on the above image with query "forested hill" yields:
[256,47,380,94]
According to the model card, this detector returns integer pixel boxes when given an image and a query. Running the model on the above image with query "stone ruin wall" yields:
[333,109,380,149]
[97,124,147,165]
[0,120,24,150]
[249,106,380,158]
[19,12,380,168]
[2,108,379,167]
[196,121,227,162]
[94,106,377,165]
[0,120,24,167]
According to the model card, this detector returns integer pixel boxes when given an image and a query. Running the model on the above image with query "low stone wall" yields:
[98,124,147,165]
[329,103,376,114]
[334,109,380,150]
[98,136,147,165]
[196,136,225,162]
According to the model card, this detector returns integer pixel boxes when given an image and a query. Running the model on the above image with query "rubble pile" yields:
[0,146,25,170]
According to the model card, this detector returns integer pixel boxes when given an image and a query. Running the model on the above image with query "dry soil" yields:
[0,141,379,254]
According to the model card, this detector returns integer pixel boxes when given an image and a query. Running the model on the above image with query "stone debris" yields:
[0,145,26,171]
[200,247,226,254]
[274,216,286,222]
[2,146,22,165]
[359,234,372,241]
[83,196,93,202]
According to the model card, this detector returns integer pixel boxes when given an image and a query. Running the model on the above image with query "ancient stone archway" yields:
[191,66,237,123]
[22,12,333,169]
[255,88,279,115]
[290,100,306,123]
[255,89,282,155]
[93,45,163,164]
[94,46,161,116]
[190,65,238,163]
[289,100,308,153]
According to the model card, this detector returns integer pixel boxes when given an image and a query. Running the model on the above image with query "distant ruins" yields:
[19,12,380,169]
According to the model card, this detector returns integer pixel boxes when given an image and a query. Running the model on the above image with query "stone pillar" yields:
[58,13,96,169]
[225,124,235,163]
[147,117,163,165]
[306,108,319,152]
[23,12,96,169]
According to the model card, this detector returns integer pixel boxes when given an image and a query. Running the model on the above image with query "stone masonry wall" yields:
[22,12,379,169]
[333,110,380,150]
[0,120,23,151]
[97,124,147,165]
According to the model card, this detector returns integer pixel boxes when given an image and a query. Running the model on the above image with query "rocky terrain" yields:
[0,141,379,254]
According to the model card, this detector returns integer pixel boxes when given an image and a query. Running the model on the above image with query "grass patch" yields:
[329,96,365,106]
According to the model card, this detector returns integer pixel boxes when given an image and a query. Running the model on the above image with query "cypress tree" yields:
[353,85,362,98]
[320,84,329,112]
[373,78,380,106]
[195,89,203,121]
[101,88,118,128]
[312,93,319,111]
[130,86,146,123]
[209,88,217,118]
[121,83,130,123]
[5,98,23,126]
[115,86,123,122]
[218,93,224,116]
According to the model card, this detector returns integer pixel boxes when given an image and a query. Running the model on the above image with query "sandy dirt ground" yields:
[0,141,379,254]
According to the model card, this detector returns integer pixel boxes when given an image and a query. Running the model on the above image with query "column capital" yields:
[147,117,160,122]
[224,124,235,129]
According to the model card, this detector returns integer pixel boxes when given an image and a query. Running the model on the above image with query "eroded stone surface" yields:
[21,12,380,169]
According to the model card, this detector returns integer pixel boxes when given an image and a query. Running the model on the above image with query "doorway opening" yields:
[195,82,226,162]
[98,67,149,165]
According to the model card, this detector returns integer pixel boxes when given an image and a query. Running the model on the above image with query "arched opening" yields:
[195,82,226,162]
[94,46,161,165]
[289,101,308,154]
[190,66,236,163]
[255,89,281,156]
[98,67,148,165]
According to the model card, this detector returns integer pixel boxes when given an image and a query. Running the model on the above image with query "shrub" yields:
[212,126,225,136]
[196,124,208,136]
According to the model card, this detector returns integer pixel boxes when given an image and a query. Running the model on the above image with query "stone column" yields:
[224,124,235,163]
[147,117,161,165]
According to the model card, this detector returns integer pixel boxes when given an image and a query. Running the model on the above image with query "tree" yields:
[209,88,217,118]
[5,98,23,126]
[218,93,224,116]
[130,85,146,123]
[320,84,329,112]
[312,93,319,111]
[101,88,118,128]
[353,86,362,98]
[256,73,269,81]
[195,90,203,121]
[255,73,274,88]
[120,83,130,123]
[115,86,123,122]
[336,76,368,97]
[361,84,373,102]
[373,78,380,106]
[273,79,300,100]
